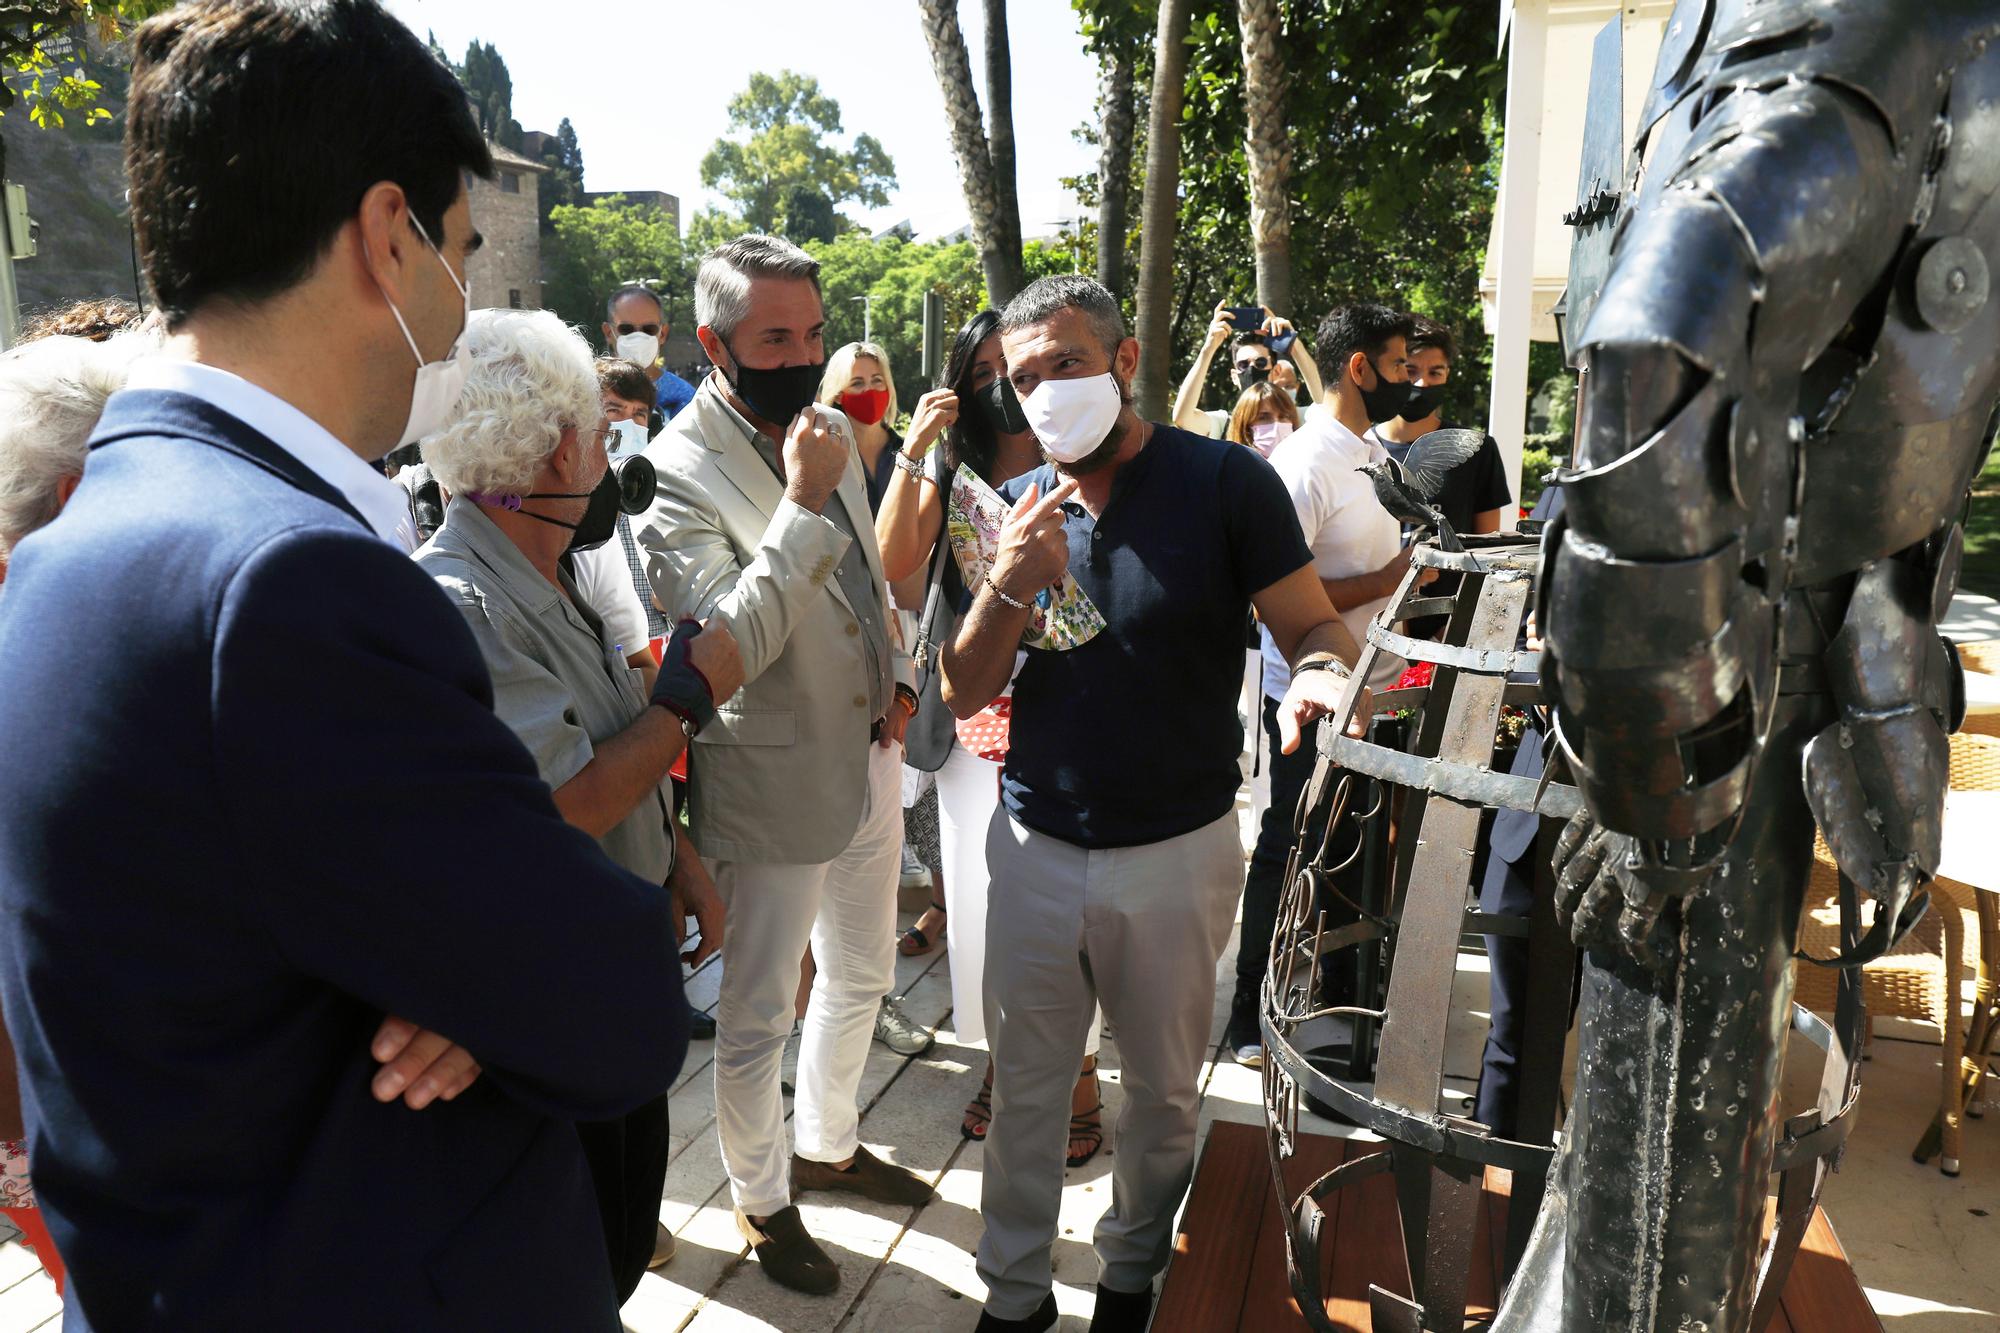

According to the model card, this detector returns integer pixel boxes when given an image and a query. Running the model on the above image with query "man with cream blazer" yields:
[633,235,930,1296]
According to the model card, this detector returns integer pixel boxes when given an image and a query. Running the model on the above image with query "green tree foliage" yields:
[461,39,522,151]
[780,183,838,245]
[684,206,749,259]
[809,232,984,399]
[1074,0,1503,427]
[535,117,587,232]
[700,72,896,235]
[541,196,690,345]
[1,1,172,132]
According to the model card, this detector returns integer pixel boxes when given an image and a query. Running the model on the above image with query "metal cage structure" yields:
[1260,532,1866,1333]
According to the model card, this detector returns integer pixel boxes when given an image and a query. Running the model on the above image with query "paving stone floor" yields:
[1,787,1996,1329]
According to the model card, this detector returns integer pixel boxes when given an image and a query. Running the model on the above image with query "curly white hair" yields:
[0,331,153,566]
[421,309,602,497]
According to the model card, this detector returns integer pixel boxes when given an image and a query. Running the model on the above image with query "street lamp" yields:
[851,294,872,343]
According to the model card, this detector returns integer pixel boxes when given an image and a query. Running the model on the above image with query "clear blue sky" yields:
[382,0,1103,241]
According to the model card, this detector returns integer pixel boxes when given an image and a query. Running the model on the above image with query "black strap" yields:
[911,513,953,680]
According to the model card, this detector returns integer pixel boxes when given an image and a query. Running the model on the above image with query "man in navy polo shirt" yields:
[942,276,1368,1333]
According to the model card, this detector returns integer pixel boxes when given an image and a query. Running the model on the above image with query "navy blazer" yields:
[0,390,688,1330]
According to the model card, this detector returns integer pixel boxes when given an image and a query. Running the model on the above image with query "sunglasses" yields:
[613,322,663,337]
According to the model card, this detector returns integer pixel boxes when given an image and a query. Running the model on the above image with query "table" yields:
[1918,790,2000,1171]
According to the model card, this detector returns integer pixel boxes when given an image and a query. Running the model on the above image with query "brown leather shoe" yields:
[736,1205,839,1294]
[790,1144,936,1206]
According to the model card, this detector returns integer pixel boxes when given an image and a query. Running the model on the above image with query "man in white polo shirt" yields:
[1225,303,1437,1067]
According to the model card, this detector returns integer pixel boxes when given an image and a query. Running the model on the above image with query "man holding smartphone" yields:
[1171,299,1325,436]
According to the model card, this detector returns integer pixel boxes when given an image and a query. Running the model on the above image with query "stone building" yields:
[463,142,547,311]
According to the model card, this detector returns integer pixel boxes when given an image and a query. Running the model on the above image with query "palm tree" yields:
[1095,39,1137,302]
[1132,0,1193,419]
[1238,0,1292,315]
[916,0,1028,307]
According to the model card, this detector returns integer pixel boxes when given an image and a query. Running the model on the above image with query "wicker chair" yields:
[1793,731,1997,1176]
[1956,639,2000,738]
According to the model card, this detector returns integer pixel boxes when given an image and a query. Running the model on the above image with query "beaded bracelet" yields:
[985,573,1031,610]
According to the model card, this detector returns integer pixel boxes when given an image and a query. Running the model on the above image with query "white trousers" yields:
[712,741,903,1219]
[935,743,1100,1056]
[976,809,1243,1318]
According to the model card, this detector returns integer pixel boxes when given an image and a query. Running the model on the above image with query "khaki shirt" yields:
[417,497,674,885]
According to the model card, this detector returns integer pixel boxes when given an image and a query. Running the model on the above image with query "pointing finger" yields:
[1031,476,1080,519]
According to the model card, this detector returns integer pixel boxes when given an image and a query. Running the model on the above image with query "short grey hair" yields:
[694,234,822,342]
[421,309,602,497]
[0,332,151,566]
[604,282,663,324]
[998,275,1126,358]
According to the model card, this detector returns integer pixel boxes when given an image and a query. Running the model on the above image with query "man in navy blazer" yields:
[0,2,688,1327]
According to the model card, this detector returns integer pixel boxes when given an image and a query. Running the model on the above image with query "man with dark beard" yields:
[941,276,1368,1333]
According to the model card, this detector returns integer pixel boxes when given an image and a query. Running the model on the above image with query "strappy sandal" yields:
[1067,1061,1104,1168]
[961,1063,994,1141]
[899,898,947,957]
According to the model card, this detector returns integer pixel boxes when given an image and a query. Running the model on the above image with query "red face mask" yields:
[839,387,891,426]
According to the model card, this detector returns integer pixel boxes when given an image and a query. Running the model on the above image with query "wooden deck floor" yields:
[1157,1122,1881,1332]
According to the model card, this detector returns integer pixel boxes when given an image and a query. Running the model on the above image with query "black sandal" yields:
[961,1064,994,1141]
[899,897,947,957]
[1067,1061,1104,1168]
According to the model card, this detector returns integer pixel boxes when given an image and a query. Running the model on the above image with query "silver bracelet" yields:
[985,572,1031,610]
[891,449,927,479]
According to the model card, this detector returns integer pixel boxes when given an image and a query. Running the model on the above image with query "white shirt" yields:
[570,539,650,659]
[124,358,418,551]
[1259,411,1404,699]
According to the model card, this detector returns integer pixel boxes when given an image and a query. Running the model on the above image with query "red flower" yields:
[1394,661,1435,690]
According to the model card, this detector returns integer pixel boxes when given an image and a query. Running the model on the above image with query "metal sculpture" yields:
[1263,532,1586,1332]
[1495,1,1998,1329]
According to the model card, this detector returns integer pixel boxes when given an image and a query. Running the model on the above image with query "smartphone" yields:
[1224,304,1265,331]
[1266,329,1299,357]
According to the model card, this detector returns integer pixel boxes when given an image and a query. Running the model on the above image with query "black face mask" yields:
[519,453,657,554]
[1357,358,1410,423]
[976,375,1030,436]
[724,341,823,425]
[1396,382,1445,422]
[1236,363,1272,387]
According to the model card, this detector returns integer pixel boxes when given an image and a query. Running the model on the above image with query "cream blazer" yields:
[635,378,911,864]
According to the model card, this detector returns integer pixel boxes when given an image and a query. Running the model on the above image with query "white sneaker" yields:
[898,843,932,891]
[1234,1041,1265,1070]
[874,997,935,1057]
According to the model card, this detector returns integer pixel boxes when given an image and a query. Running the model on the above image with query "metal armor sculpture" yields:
[1497,1,1999,1329]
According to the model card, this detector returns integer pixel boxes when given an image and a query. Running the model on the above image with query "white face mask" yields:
[1021,372,1124,465]
[1249,420,1294,457]
[379,212,472,449]
[615,331,660,368]
[608,419,648,457]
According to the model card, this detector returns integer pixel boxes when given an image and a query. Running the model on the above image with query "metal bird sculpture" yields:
[1357,426,1485,552]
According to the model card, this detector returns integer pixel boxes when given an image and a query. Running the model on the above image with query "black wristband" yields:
[650,619,717,731]
[1294,654,1352,680]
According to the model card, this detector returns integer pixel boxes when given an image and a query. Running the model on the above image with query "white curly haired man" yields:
[414,308,743,1303]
